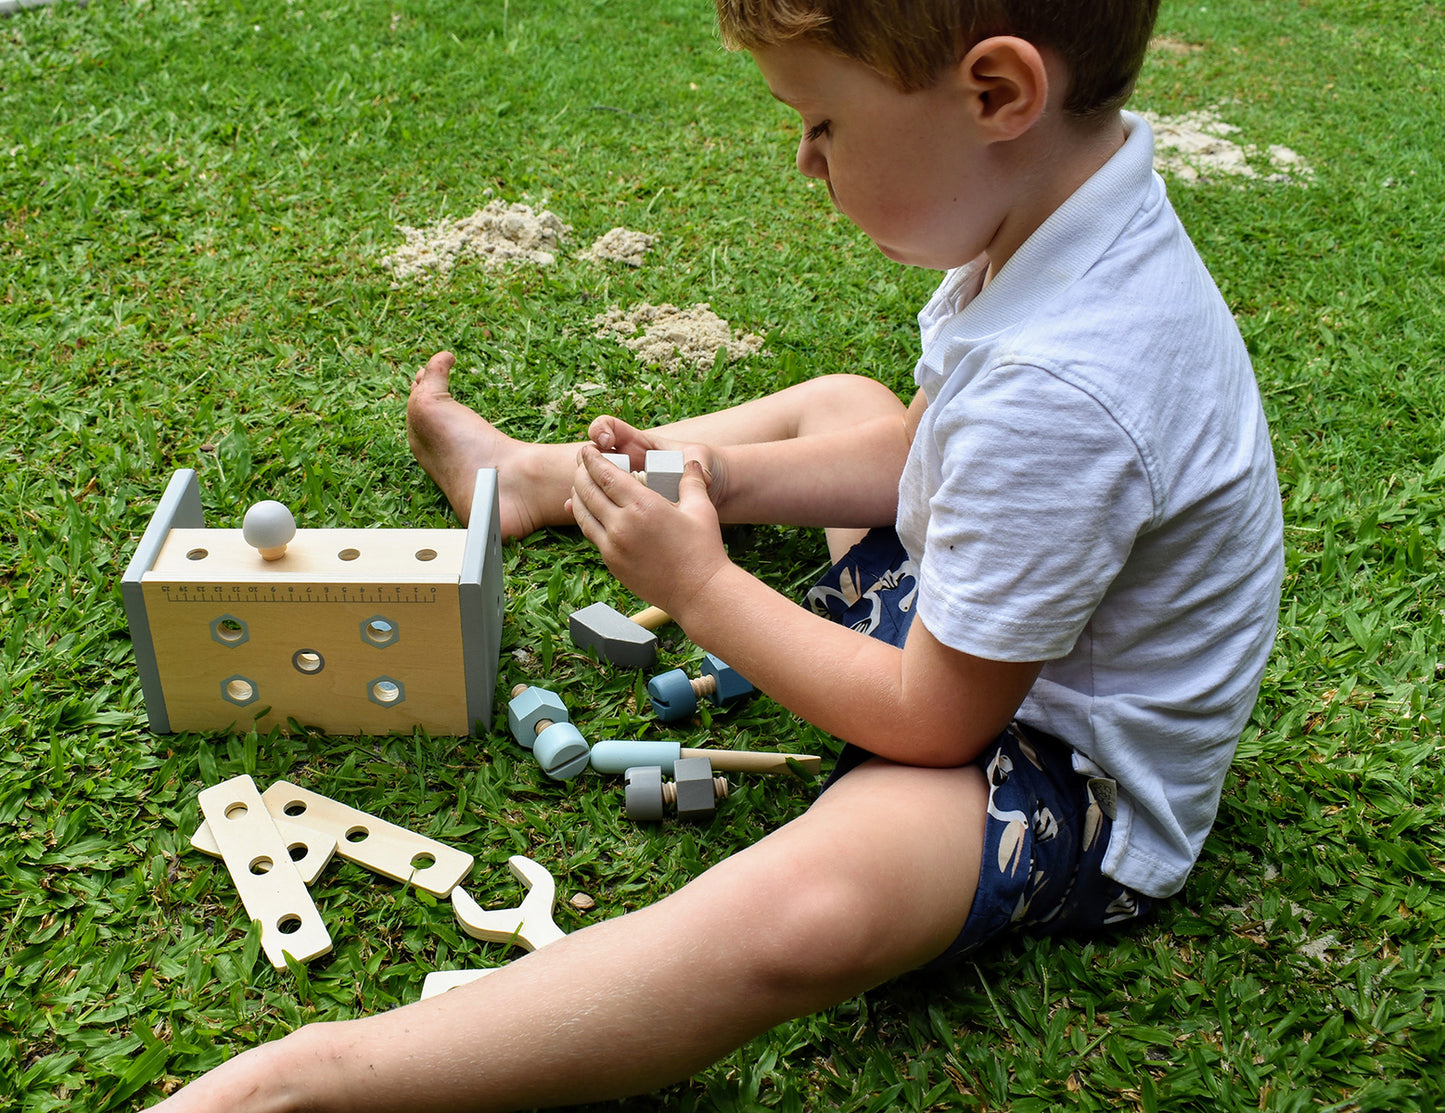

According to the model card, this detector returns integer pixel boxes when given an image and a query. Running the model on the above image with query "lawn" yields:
[2,0,1443,1109]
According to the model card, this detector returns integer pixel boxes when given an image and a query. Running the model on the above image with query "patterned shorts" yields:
[808,528,1154,962]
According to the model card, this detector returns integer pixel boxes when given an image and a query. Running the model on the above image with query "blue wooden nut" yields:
[508,685,589,780]
[646,668,698,722]
[508,686,569,749]
[646,655,753,722]
[701,654,753,705]
[533,721,591,780]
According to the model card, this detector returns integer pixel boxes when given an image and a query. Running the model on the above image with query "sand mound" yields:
[579,227,657,267]
[1140,108,1313,184]
[592,303,764,373]
[381,201,570,282]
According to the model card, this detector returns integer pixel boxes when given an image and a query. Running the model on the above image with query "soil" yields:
[1140,108,1313,184]
[591,302,764,374]
[380,200,570,282]
[579,227,656,267]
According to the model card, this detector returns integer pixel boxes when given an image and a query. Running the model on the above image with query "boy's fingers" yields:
[677,458,712,503]
[587,416,617,451]
[681,450,713,489]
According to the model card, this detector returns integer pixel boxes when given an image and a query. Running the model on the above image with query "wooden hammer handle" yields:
[679,748,822,775]
[630,606,672,630]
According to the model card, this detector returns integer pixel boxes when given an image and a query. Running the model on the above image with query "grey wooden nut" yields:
[624,766,666,822]
[671,756,725,820]
[622,760,729,822]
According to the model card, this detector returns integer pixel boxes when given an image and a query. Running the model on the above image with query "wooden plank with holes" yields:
[259,781,473,897]
[197,775,332,969]
[190,814,337,886]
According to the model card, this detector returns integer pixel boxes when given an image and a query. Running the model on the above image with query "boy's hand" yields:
[586,415,668,469]
[568,444,729,620]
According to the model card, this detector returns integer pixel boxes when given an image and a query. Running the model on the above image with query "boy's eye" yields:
[804,120,831,141]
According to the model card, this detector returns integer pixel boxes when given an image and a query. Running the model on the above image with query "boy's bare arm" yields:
[683,561,1040,765]
[706,410,911,527]
[570,450,1039,765]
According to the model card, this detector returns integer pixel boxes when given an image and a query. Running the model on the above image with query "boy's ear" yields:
[952,36,1050,141]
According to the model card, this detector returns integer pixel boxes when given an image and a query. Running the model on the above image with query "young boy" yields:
[153,1,1283,1109]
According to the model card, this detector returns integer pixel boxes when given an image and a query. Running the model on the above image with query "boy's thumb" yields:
[679,457,712,498]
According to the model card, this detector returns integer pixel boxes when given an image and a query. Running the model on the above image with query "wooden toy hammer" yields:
[568,602,673,669]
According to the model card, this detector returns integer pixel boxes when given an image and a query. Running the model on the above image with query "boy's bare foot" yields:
[406,351,575,539]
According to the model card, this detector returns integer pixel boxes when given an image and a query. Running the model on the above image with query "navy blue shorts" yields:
[807,528,1153,961]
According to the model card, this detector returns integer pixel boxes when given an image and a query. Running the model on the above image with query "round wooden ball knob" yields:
[243,500,296,560]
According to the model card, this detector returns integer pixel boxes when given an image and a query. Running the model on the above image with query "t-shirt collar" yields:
[922,110,1157,343]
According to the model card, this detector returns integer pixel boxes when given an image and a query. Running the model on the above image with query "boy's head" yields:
[715,0,1161,119]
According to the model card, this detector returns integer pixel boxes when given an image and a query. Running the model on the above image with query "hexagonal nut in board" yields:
[220,674,260,706]
[360,615,400,648]
[210,614,250,647]
[367,676,406,707]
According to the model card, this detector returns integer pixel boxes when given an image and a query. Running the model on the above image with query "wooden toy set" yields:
[190,772,566,981]
[122,468,504,737]
[122,463,822,990]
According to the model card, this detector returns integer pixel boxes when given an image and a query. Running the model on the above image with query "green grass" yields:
[2,0,1443,1109]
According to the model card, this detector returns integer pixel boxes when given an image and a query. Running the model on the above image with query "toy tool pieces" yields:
[599,449,685,502]
[508,684,591,779]
[197,774,332,969]
[568,601,673,669]
[625,758,729,822]
[421,855,570,1000]
[590,739,822,776]
[122,467,505,736]
[259,781,473,897]
[242,500,298,561]
[647,653,752,722]
[451,855,567,951]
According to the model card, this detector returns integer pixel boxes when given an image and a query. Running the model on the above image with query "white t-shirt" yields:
[895,114,1284,899]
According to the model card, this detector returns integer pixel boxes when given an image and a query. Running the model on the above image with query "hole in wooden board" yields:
[338,548,361,562]
[282,800,307,817]
[224,678,255,702]
[288,843,309,862]
[371,679,402,704]
[225,801,249,820]
[277,914,303,935]
[345,825,369,843]
[411,852,437,871]
[414,548,438,562]
[249,856,273,875]
[215,618,246,643]
[292,649,325,674]
[186,548,208,561]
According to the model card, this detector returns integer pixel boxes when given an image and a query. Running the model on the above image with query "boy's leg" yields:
[151,759,985,1113]
[405,350,904,536]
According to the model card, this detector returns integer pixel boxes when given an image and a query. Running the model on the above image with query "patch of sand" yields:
[592,302,764,373]
[579,227,657,267]
[380,201,570,282]
[1139,108,1313,184]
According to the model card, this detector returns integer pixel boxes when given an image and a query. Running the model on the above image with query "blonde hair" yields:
[715,0,1160,118]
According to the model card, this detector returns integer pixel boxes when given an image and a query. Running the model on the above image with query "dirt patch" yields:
[380,201,570,282]
[1149,36,1203,55]
[592,303,764,373]
[1140,108,1313,184]
[579,227,657,267]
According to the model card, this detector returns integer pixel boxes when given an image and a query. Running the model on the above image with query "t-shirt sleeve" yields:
[915,365,1157,663]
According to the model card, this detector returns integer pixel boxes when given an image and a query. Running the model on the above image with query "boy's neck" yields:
[984,110,1128,275]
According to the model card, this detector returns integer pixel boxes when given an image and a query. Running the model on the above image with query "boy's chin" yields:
[872,241,950,271]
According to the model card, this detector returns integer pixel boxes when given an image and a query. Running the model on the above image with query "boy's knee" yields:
[733,860,930,997]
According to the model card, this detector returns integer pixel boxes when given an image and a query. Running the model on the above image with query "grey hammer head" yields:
[568,602,659,668]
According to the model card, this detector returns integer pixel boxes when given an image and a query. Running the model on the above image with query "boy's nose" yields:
[796,138,828,181]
